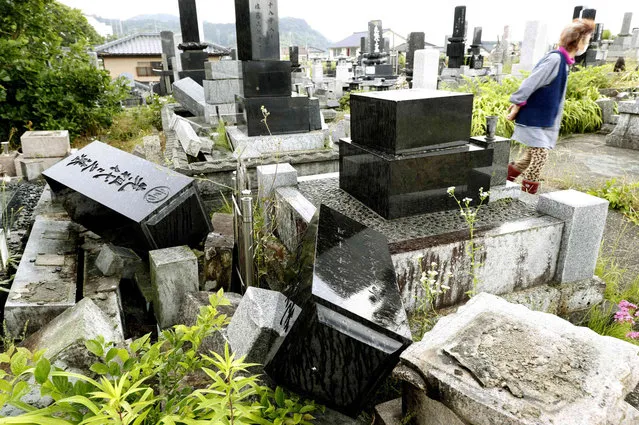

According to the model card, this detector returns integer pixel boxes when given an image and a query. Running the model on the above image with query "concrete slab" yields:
[4,217,79,337]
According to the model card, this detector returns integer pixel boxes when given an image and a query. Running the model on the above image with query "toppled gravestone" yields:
[264,205,412,416]
[42,141,211,251]
[398,293,639,425]
[22,298,124,370]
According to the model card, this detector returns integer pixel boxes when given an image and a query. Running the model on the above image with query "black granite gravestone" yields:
[265,204,412,416]
[406,32,425,74]
[341,89,496,219]
[582,8,596,20]
[573,6,584,20]
[350,90,473,153]
[289,46,300,68]
[177,0,207,84]
[368,20,383,54]
[447,6,467,68]
[233,0,320,136]
[235,0,281,61]
[470,27,483,69]
[42,142,211,251]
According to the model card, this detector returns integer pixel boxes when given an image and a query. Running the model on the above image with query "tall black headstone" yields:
[177,0,208,84]
[159,31,176,95]
[573,5,584,20]
[469,27,483,69]
[582,8,596,20]
[446,6,467,68]
[265,205,412,416]
[368,20,383,54]
[178,0,201,43]
[234,0,280,61]
[42,142,212,252]
[234,0,320,136]
[289,46,300,67]
[406,32,425,87]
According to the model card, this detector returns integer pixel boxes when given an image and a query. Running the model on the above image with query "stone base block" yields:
[339,139,493,219]
[0,152,19,176]
[172,77,206,117]
[20,130,70,159]
[236,95,314,136]
[274,186,316,254]
[204,103,238,124]
[605,101,639,150]
[204,79,242,104]
[227,126,326,159]
[15,155,65,180]
[204,60,242,80]
[22,298,123,370]
[150,246,199,328]
[257,163,298,199]
[95,244,143,279]
[373,398,404,425]
[537,190,608,283]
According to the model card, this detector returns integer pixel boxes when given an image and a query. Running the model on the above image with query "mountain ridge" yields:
[95,14,333,49]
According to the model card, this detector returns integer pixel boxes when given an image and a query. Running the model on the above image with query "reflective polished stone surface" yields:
[234,0,281,61]
[236,95,312,136]
[241,60,292,97]
[42,142,211,251]
[265,205,411,416]
[350,89,473,154]
[339,138,493,219]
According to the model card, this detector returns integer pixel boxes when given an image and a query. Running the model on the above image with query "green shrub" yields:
[0,0,127,142]
[588,178,639,225]
[0,290,321,424]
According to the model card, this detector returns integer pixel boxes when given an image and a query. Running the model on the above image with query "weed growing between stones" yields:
[213,119,232,152]
[447,186,490,298]
[0,291,321,423]
[411,259,451,341]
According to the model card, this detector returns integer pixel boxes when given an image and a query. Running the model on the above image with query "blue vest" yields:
[516,51,568,128]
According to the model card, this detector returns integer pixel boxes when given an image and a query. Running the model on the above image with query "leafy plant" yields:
[447,186,490,298]
[588,178,639,225]
[585,304,637,345]
[0,290,321,423]
[411,259,451,341]
[213,119,231,152]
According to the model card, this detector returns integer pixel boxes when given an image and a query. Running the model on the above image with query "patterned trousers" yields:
[513,147,549,181]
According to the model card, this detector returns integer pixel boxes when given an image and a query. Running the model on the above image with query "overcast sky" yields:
[60,0,639,44]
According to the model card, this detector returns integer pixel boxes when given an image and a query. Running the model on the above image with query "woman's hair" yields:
[559,19,596,51]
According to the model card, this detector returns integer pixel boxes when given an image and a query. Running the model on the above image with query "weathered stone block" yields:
[256,163,298,199]
[227,287,300,365]
[204,233,234,291]
[606,101,639,150]
[204,60,242,80]
[173,117,203,157]
[0,152,18,177]
[595,98,614,124]
[95,244,143,279]
[150,246,199,328]
[373,398,403,425]
[402,391,465,425]
[204,79,242,104]
[20,130,70,159]
[211,213,234,236]
[274,186,316,253]
[172,77,206,117]
[399,293,639,425]
[143,135,164,165]
[22,298,123,370]
[537,190,608,283]
[4,217,78,337]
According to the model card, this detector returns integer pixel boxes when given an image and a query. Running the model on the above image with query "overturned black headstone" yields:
[42,142,212,251]
[264,205,412,416]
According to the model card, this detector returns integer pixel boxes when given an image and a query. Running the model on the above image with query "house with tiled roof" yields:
[94,33,230,83]
[329,29,407,60]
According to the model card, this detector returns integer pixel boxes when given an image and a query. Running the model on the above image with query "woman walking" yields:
[506,18,595,194]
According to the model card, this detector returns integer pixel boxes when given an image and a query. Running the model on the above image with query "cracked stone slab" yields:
[399,293,639,425]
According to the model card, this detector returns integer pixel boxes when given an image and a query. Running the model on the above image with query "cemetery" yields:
[1,0,639,424]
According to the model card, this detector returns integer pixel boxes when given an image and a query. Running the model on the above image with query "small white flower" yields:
[446,271,454,278]
[430,262,437,268]
[447,186,455,195]
[441,284,451,291]
[462,197,473,204]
